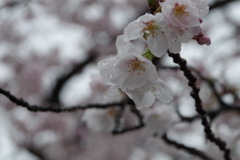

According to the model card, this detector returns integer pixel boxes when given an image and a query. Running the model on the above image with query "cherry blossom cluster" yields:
[97,0,210,109]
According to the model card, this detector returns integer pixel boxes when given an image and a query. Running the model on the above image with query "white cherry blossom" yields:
[116,35,142,55]
[98,52,158,90]
[166,25,202,53]
[161,0,209,28]
[97,0,211,109]
[123,13,168,57]
[126,79,173,109]
[97,36,173,109]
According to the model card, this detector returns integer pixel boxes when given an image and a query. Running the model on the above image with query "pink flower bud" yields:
[193,33,211,45]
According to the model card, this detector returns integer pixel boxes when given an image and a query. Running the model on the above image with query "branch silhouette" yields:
[0,87,145,134]
[161,133,214,160]
[168,51,231,160]
[0,87,128,112]
[159,65,240,122]
[47,55,96,104]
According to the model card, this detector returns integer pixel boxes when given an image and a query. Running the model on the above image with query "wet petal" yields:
[152,80,173,103]
[147,31,168,57]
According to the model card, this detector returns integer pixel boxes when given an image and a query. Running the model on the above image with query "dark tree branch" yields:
[168,51,231,160]
[160,65,240,121]
[25,146,50,160]
[112,122,144,135]
[0,87,128,112]
[161,133,214,160]
[47,55,96,104]
[0,86,145,134]
[112,104,145,135]
[192,68,227,109]
[0,0,30,9]
[130,105,145,125]
[175,104,200,122]
[112,104,125,133]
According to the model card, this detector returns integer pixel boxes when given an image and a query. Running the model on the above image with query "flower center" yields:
[127,58,146,75]
[172,3,189,17]
[142,21,159,40]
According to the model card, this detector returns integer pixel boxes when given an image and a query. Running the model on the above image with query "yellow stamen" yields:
[127,58,146,76]
[172,3,189,17]
[142,21,159,40]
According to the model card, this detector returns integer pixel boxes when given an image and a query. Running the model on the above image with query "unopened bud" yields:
[193,33,211,45]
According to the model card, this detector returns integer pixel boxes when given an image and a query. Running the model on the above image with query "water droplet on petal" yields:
[152,87,163,96]
[98,59,110,68]
[108,74,113,79]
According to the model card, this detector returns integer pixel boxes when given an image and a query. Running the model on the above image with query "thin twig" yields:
[47,55,95,104]
[112,104,125,133]
[0,86,146,135]
[0,87,128,112]
[112,105,145,135]
[161,133,214,160]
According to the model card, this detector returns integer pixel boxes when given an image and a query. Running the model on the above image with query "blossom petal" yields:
[97,57,116,85]
[194,0,209,17]
[98,57,127,86]
[169,41,181,53]
[123,20,143,42]
[127,90,155,110]
[116,54,154,90]
[147,31,168,57]
[152,80,173,103]
[116,35,142,55]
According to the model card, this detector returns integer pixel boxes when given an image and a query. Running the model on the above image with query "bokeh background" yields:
[0,0,240,160]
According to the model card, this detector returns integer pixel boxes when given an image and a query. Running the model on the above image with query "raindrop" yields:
[108,74,113,79]
[97,59,109,68]
[153,87,163,96]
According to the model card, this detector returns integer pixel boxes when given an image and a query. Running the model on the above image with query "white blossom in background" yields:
[123,13,169,57]
[151,152,173,160]
[145,105,179,135]
[89,74,124,104]
[128,147,147,160]
[82,108,117,132]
